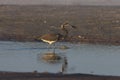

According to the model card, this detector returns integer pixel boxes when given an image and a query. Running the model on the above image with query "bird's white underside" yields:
[41,39,56,45]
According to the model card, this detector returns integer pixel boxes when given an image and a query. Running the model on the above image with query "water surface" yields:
[0,41,120,76]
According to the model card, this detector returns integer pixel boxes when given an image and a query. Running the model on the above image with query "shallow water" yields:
[0,41,120,76]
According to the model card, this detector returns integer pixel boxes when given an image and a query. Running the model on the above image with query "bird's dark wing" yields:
[41,33,59,41]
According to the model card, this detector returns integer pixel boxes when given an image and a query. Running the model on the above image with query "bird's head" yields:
[60,22,76,29]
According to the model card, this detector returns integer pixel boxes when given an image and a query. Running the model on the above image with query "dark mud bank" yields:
[0,72,120,80]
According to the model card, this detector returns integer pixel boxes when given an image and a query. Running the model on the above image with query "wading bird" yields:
[36,22,76,51]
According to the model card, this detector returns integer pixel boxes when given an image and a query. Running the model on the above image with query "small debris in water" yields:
[59,45,69,50]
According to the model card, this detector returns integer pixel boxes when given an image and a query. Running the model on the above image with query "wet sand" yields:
[0,5,120,45]
[0,72,120,80]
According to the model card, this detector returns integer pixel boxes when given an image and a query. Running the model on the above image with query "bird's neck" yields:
[62,28,68,39]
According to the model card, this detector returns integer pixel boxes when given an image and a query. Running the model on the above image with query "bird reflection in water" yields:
[61,57,68,73]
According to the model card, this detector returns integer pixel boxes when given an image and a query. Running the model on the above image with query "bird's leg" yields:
[53,43,56,53]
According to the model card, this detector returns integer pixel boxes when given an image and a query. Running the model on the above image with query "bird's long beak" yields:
[70,25,76,29]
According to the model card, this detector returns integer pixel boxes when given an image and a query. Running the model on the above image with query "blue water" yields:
[0,41,120,76]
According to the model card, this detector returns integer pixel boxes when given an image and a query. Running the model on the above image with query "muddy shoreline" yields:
[0,71,120,80]
[0,5,120,45]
